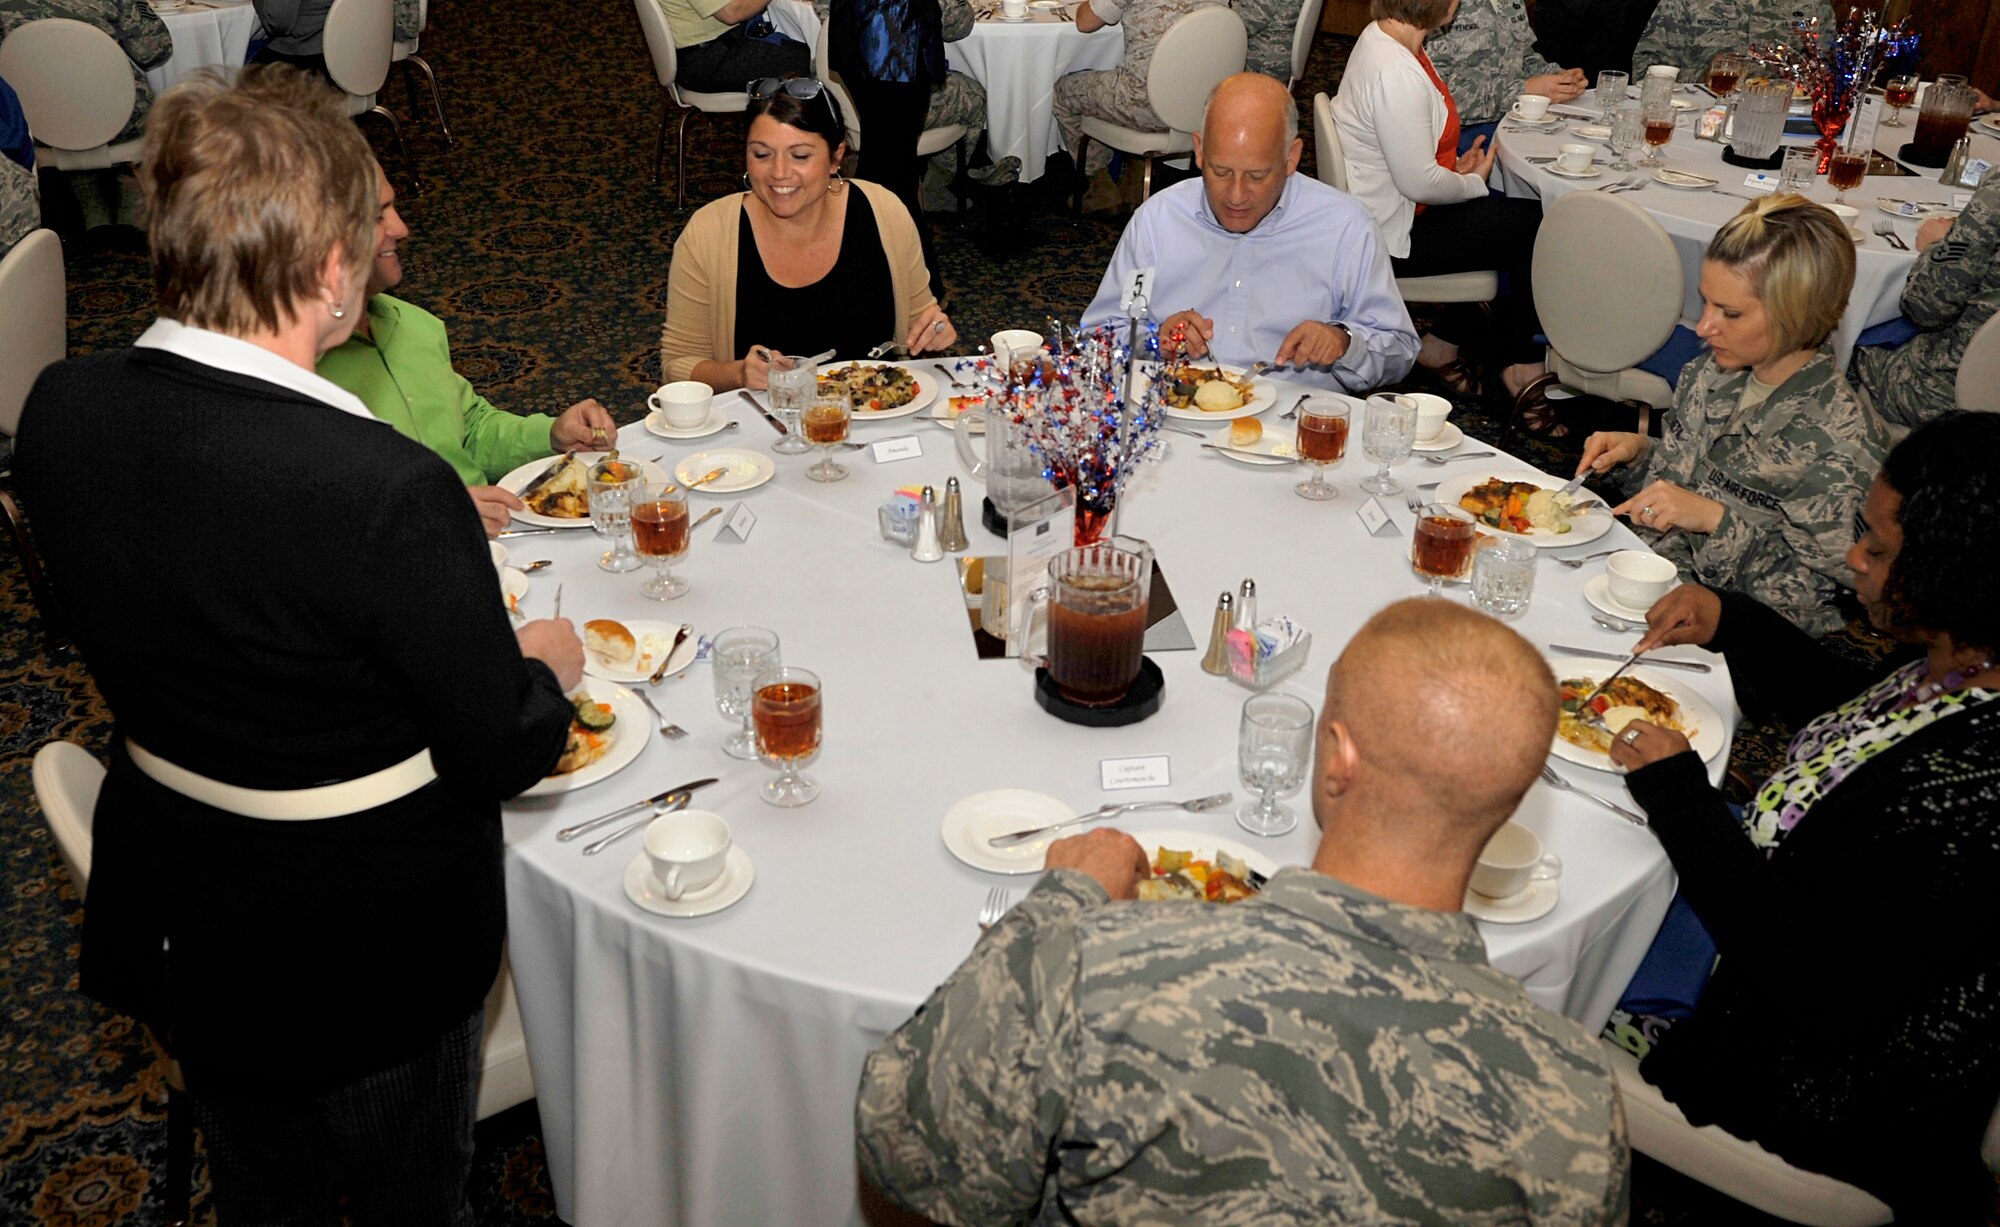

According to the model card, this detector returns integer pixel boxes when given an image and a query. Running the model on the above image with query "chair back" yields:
[1288,0,1325,87]
[1955,311,2000,412]
[1311,90,1346,191]
[633,0,679,93]
[324,0,395,100]
[1532,190,1681,375]
[0,19,135,152]
[812,20,864,151]
[32,741,103,891]
[1145,6,1247,134]
[0,229,66,438]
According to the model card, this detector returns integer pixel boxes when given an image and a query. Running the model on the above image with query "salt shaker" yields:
[1235,578,1257,632]
[1201,592,1235,675]
[938,476,970,552]
[1942,135,1970,186]
[911,486,945,562]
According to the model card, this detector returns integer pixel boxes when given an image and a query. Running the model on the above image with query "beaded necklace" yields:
[1896,656,1997,712]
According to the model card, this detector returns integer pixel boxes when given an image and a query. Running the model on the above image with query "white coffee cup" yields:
[1605,549,1678,611]
[1400,391,1452,441]
[1825,202,1859,236]
[1515,93,1552,120]
[1556,143,1594,173]
[1001,0,1027,18]
[1470,821,1562,901]
[643,809,732,901]
[989,328,1043,368]
[489,541,508,571]
[648,380,713,429]
[1646,64,1679,80]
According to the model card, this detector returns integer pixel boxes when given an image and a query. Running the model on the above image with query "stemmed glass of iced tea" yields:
[632,479,690,600]
[1411,503,1478,594]
[1294,396,1351,501]
[1882,74,1917,128]
[752,665,822,806]
[803,393,851,483]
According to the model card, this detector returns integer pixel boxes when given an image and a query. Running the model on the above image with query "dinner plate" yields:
[1208,430,1300,466]
[1411,421,1466,452]
[1144,363,1279,422]
[1464,879,1558,924]
[1977,116,2000,138]
[497,454,670,528]
[674,449,775,494]
[500,566,529,615]
[624,845,754,917]
[1651,168,1718,190]
[1583,573,1674,623]
[819,361,939,420]
[1545,163,1604,180]
[582,618,699,683]
[643,407,731,440]
[521,678,649,796]
[1429,469,1614,548]
[1125,828,1283,882]
[941,789,1076,874]
[1545,653,1726,773]
[1875,197,1959,219]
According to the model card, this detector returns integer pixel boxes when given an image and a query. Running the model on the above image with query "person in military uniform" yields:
[1576,195,1888,637]
[0,151,30,257]
[0,0,169,145]
[1054,0,1221,176]
[856,599,1631,1226]
[1423,0,1586,126]
[1232,0,1303,83]
[1850,174,2000,431]
[1630,0,1834,82]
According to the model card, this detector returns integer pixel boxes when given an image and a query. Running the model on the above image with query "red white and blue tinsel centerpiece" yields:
[1752,6,1918,172]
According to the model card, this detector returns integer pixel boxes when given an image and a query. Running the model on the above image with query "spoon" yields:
[691,506,725,530]
[1418,449,1496,466]
[518,560,554,574]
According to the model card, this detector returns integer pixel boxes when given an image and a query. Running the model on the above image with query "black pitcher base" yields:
[1034,658,1164,727]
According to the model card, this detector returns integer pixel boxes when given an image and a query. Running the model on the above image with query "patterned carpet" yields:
[3,0,1901,1221]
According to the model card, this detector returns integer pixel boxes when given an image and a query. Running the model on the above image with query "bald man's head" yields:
[1194,74,1301,234]
[1316,599,1556,845]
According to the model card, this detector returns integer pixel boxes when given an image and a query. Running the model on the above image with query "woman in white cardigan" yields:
[1331,0,1548,401]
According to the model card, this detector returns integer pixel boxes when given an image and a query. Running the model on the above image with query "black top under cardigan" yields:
[1626,590,2000,1221]
[15,347,573,1096]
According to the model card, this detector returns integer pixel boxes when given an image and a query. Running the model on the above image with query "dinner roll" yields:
[1230,419,1263,447]
[585,619,636,665]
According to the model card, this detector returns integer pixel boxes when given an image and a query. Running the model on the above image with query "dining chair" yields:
[1286,0,1326,90]
[0,228,69,647]
[633,0,750,209]
[393,0,453,146]
[1512,187,1679,445]
[1073,5,1247,215]
[1954,311,2000,412]
[811,21,970,207]
[0,19,142,172]
[323,0,421,192]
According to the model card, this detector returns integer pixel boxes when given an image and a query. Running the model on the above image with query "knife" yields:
[988,793,1232,848]
[649,624,694,685]
[515,454,571,502]
[738,390,789,436]
[1571,649,1643,727]
[582,787,705,855]
[556,776,718,842]
[1200,443,1297,465]
[1549,644,1711,673]
[497,528,563,539]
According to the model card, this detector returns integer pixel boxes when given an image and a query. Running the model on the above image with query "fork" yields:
[1871,219,1909,251]
[1418,449,1495,466]
[1594,174,1637,192]
[1540,763,1648,826]
[632,689,688,740]
[1279,393,1310,421]
[978,886,1014,929]
[1555,548,1622,569]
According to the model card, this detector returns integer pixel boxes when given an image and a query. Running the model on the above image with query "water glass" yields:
[1471,535,1537,618]
[1779,146,1817,194]
[1236,692,1314,838]
[766,353,816,455]
[1608,102,1644,172]
[711,626,781,760]
[753,664,822,807]
[1595,70,1628,122]
[1359,395,1415,496]
[588,459,642,574]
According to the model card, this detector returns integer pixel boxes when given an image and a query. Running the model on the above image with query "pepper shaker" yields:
[1236,578,1257,632]
[938,476,970,552]
[1201,592,1235,675]
[911,486,944,562]
[1941,135,1969,186]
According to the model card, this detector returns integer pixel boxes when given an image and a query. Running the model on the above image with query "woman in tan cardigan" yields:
[660,82,957,391]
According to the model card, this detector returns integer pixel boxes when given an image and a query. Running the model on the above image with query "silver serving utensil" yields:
[1200,443,1298,465]
[1549,643,1711,673]
[1540,763,1647,826]
[649,624,694,685]
[1418,449,1496,466]
[987,793,1231,848]
[582,790,699,855]
[557,777,718,842]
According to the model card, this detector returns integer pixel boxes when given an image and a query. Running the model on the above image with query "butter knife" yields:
[738,390,789,436]
[557,776,718,842]
[1199,443,1297,465]
[515,454,571,502]
[649,624,694,685]
[988,793,1232,848]
[497,528,563,539]
[1549,644,1711,673]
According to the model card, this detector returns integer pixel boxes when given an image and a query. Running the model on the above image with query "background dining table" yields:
[497,367,1735,1226]
[145,0,260,96]
[1492,87,1995,365]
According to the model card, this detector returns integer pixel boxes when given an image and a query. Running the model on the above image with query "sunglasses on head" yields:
[747,77,826,101]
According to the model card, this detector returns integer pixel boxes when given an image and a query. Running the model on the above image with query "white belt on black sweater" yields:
[126,741,437,821]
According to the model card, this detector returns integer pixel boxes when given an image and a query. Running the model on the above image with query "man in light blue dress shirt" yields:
[1082,74,1418,394]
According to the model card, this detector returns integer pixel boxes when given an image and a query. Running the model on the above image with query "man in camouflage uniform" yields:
[1850,174,2000,431]
[0,151,32,256]
[0,0,169,145]
[1054,0,1220,175]
[1630,0,1834,82]
[1424,0,1586,126]
[1231,0,1302,83]
[857,599,1631,1226]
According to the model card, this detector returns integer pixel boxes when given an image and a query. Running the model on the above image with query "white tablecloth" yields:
[765,0,1123,183]
[1492,89,1983,365]
[501,372,1730,1226]
[146,0,260,95]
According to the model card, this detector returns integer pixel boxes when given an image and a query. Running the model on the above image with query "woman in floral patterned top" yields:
[1605,412,2000,1221]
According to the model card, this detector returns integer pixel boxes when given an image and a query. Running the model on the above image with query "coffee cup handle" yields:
[646,392,667,416]
[1531,853,1563,883]
[661,864,686,901]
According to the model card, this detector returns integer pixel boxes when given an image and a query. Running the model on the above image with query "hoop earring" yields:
[743,171,752,190]
[827,170,847,194]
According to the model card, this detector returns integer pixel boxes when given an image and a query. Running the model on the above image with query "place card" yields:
[1004,488,1076,659]
[718,501,757,543]
[1355,496,1398,537]
[1099,755,1170,791]
[1742,172,1778,191]
[870,435,923,463]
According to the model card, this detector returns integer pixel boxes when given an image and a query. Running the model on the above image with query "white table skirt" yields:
[501,373,1726,1226]
[1492,88,1980,366]
[146,0,259,95]
[765,0,1123,183]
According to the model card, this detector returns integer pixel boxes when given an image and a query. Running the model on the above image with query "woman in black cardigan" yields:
[1609,411,2000,1221]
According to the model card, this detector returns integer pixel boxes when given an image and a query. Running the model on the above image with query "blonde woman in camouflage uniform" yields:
[1849,174,2000,431]
[1577,195,1889,636]
[1422,0,1584,125]
[1054,0,1221,176]
[1629,0,1833,81]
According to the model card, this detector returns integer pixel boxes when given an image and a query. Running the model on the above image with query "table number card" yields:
[718,502,757,543]
[1355,496,1398,537]
[871,436,923,463]
[1100,755,1170,791]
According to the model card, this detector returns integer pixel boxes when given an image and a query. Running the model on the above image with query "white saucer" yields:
[1464,879,1558,924]
[644,408,730,440]
[995,11,1030,20]
[675,448,775,494]
[499,566,528,614]
[1506,107,1560,126]
[1410,421,1466,452]
[624,845,753,917]
[1545,163,1604,180]
[1582,573,1666,623]
[941,788,1073,874]
[1569,124,1614,142]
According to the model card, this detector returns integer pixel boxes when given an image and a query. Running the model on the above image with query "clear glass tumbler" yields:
[1471,534,1538,618]
[711,626,781,760]
[765,354,816,455]
[1359,395,1416,496]
[1236,692,1314,838]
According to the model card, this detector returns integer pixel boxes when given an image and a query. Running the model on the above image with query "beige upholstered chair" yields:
[0,228,65,442]
[1287,0,1326,89]
[633,0,750,208]
[1074,6,1246,209]
[324,0,419,189]
[1954,311,2000,412]
[811,22,969,198]
[0,19,142,171]
[393,0,452,146]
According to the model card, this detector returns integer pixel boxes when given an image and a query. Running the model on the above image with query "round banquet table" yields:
[500,372,1734,1226]
[145,0,259,96]
[1492,88,1998,367]
[765,0,1123,184]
